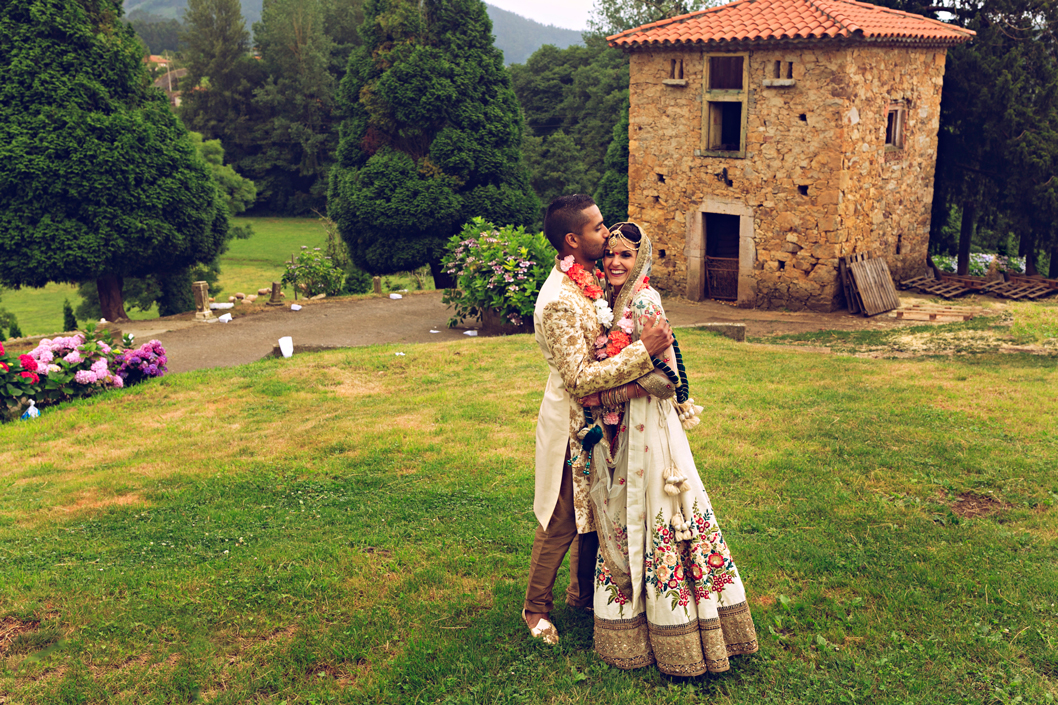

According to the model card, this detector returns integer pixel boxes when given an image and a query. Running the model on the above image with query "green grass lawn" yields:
[1,332,1056,703]
[0,217,433,338]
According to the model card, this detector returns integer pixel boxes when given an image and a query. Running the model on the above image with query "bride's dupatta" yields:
[588,224,653,599]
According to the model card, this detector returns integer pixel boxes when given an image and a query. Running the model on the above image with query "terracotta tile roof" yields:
[608,0,975,49]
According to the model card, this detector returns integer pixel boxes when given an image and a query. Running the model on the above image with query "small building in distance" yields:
[152,68,188,109]
[608,0,974,310]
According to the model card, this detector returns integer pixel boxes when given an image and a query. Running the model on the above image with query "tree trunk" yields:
[96,274,129,322]
[430,259,456,290]
[1049,243,1058,279]
[1021,231,1038,276]
[956,200,975,276]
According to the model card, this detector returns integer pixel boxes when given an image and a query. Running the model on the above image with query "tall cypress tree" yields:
[179,0,264,172]
[329,0,539,285]
[247,0,337,215]
[0,0,228,322]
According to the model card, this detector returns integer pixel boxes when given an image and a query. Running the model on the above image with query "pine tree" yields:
[0,0,229,322]
[329,0,539,285]
[63,299,79,331]
[247,0,337,214]
[178,0,264,171]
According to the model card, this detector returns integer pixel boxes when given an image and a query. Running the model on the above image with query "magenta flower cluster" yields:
[113,340,168,386]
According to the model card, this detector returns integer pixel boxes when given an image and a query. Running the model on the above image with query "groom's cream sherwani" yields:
[533,262,653,531]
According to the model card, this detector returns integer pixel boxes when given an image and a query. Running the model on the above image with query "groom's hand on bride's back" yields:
[640,315,674,357]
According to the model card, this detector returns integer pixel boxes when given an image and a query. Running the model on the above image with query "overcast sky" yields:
[487,0,594,31]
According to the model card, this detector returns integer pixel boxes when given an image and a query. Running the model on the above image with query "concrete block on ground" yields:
[688,323,746,342]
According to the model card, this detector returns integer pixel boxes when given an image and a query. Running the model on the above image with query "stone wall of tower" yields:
[625,43,947,310]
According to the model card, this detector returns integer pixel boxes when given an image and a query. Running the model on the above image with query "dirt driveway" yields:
[121,290,914,375]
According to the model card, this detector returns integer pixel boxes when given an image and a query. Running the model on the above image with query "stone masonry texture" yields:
[626,46,947,311]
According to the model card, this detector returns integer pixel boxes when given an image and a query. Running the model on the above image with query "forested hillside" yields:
[124,1,581,62]
[486,4,583,63]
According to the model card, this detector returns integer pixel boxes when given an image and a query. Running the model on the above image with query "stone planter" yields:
[479,308,534,336]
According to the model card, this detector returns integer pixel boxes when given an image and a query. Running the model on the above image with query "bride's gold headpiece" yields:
[607,222,642,251]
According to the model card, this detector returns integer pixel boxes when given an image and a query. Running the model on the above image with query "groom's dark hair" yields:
[543,194,596,252]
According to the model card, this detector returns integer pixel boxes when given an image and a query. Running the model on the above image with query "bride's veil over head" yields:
[604,222,652,318]
[590,220,653,599]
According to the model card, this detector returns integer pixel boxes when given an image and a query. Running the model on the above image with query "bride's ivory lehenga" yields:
[589,231,758,676]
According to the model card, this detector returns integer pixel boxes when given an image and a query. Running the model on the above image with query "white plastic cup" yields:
[278,336,293,358]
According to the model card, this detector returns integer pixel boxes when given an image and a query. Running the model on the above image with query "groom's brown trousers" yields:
[524,449,599,614]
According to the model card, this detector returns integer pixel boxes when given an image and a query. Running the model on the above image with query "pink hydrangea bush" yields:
[1,325,168,421]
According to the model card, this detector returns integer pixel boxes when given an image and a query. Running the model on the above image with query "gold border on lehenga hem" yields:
[594,614,655,670]
[594,601,759,676]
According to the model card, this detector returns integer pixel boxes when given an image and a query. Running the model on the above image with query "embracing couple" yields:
[522,194,759,676]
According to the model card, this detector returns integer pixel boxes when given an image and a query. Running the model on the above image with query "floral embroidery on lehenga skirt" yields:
[595,487,758,675]
[589,310,758,673]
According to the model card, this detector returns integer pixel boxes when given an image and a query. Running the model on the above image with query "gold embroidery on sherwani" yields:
[539,271,654,534]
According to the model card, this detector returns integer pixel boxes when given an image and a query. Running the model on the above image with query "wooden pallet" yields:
[849,257,901,316]
[1009,274,1058,291]
[898,275,934,290]
[840,252,869,314]
[893,304,982,322]
[905,278,974,299]
[938,274,995,291]
[989,280,1055,300]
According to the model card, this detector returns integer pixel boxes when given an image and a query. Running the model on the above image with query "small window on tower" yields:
[886,102,906,150]
[701,54,747,157]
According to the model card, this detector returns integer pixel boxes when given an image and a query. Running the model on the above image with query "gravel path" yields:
[120,290,907,375]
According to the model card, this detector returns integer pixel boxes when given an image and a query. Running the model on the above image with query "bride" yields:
[583,222,758,676]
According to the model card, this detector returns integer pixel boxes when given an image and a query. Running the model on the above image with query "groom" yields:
[523,194,673,643]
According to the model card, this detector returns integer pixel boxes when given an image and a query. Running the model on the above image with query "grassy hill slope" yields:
[2,333,1055,703]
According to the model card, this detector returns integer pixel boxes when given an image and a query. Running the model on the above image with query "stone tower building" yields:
[608,0,974,311]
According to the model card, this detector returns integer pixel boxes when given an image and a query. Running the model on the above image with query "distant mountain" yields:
[485,4,583,64]
[124,1,579,64]
[124,0,262,25]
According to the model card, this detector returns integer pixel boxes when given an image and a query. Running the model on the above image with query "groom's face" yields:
[572,205,607,261]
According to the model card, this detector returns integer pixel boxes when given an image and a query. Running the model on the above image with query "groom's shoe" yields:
[522,610,559,645]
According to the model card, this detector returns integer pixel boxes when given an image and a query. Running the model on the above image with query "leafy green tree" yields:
[330,0,539,285]
[178,0,265,169]
[510,38,629,198]
[523,130,596,211]
[321,0,366,84]
[0,0,229,322]
[127,11,184,53]
[874,0,1058,276]
[0,295,19,341]
[246,0,337,215]
[77,132,255,319]
[594,96,630,223]
[586,0,712,37]
[63,299,79,331]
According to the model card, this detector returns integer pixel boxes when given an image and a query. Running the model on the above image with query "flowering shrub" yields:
[933,253,1025,276]
[0,324,167,422]
[441,218,553,327]
[113,340,168,386]
[281,246,345,298]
